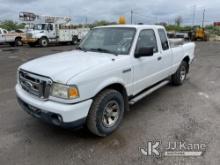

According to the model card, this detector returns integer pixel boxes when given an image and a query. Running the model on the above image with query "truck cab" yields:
[16,25,195,137]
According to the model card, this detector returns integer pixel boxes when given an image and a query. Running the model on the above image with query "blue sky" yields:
[0,0,219,25]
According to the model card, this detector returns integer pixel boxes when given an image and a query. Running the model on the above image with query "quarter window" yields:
[158,29,169,50]
[135,29,158,54]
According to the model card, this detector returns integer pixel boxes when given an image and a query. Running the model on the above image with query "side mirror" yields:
[135,47,154,58]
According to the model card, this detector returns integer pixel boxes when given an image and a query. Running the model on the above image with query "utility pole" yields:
[130,10,133,24]
[202,9,206,27]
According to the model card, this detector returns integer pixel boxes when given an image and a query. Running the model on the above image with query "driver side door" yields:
[132,29,162,95]
[46,24,56,39]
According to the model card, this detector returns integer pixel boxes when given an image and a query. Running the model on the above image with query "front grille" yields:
[26,33,32,38]
[19,70,52,99]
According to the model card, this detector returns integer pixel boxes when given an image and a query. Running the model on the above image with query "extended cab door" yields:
[132,29,164,95]
[157,29,172,78]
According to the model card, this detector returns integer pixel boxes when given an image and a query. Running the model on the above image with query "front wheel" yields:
[39,38,48,47]
[172,61,188,85]
[87,89,125,137]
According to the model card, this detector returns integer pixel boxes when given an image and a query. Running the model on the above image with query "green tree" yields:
[0,20,25,31]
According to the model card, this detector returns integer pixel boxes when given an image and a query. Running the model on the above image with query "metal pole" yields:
[131,10,133,24]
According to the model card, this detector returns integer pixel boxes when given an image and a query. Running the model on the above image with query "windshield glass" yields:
[34,24,47,30]
[79,27,136,55]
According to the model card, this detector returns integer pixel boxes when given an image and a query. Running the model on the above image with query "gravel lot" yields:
[0,42,220,165]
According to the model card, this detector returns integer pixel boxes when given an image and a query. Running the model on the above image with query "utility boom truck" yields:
[16,25,195,137]
[21,13,89,47]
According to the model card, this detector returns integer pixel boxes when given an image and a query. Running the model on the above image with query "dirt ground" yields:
[0,42,220,165]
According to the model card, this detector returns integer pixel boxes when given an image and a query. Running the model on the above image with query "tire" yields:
[15,38,23,46]
[87,89,125,137]
[71,36,78,45]
[172,61,188,86]
[39,37,48,47]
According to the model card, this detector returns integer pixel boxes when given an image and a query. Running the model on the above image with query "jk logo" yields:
[140,141,161,157]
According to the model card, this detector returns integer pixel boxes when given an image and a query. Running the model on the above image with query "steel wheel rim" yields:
[180,66,186,81]
[102,100,120,128]
[42,40,47,46]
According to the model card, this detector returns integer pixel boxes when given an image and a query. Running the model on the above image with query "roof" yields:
[95,24,165,30]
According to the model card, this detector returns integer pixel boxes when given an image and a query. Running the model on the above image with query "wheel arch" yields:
[182,55,190,73]
[94,82,129,111]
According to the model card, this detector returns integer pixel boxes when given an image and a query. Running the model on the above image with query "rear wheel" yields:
[39,37,48,47]
[87,89,125,137]
[172,61,188,85]
[72,36,78,45]
[15,38,23,46]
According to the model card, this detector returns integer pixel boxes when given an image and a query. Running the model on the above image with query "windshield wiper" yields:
[89,48,118,56]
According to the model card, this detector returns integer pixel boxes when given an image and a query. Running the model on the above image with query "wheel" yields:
[172,61,188,86]
[15,38,23,46]
[87,89,125,137]
[39,38,48,47]
[71,36,78,45]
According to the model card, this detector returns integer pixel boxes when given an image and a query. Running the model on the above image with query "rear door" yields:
[132,29,163,95]
[157,29,172,77]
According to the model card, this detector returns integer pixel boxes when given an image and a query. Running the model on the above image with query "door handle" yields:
[157,56,162,61]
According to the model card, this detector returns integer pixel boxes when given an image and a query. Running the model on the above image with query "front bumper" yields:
[22,38,38,44]
[16,84,93,128]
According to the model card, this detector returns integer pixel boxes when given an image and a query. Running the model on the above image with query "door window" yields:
[135,29,158,54]
[158,29,169,50]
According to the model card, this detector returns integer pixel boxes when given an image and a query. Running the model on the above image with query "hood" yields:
[20,50,115,84]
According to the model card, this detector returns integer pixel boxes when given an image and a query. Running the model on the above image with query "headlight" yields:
[51,83,79,99]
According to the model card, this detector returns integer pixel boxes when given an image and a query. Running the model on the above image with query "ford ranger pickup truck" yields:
[16,25,195,137]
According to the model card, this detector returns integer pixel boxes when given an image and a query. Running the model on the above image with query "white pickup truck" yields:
[16,25,195,137]
[0,28,24,46]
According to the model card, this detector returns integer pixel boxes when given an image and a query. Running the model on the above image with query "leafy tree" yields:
[0,20,25,31]
[89,20,117,28]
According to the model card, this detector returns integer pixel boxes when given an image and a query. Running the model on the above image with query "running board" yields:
[129,80,170,105]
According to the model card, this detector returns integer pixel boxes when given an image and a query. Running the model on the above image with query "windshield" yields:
[79,27,136,55]
[34,24,47,30]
